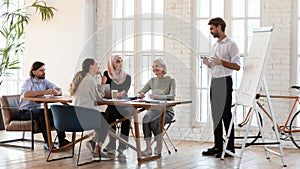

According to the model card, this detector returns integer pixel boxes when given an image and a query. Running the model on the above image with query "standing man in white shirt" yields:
[201,17,241,158]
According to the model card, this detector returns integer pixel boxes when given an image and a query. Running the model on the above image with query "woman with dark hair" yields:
[103,55,132,158]
[69,58,110,161]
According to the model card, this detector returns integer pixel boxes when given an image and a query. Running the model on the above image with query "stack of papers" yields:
[102,98,128,102]
[41,95,63,98]
[145,100,168,104]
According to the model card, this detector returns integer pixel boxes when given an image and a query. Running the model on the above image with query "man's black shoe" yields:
[202,147,221,156]
[59,139,71,148]
[215,150,235,158]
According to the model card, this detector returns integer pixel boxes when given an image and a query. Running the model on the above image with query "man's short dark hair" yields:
[30,61,45,77]
[208,17,226,32]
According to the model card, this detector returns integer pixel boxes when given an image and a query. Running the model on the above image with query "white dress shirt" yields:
[210,37,241,78]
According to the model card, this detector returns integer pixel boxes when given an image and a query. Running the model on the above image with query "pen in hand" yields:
[100,72,107,84]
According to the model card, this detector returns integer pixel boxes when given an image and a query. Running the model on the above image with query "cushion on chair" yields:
[6,120,40,131]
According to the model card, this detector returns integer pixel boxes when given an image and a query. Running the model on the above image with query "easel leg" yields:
[237,106,255,168]
[254,106,270,159]
[262,76,287,167]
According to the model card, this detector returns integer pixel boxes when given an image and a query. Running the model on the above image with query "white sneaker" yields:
[101,152,112,160]
[85,140,95,155]
[142,149,152,156]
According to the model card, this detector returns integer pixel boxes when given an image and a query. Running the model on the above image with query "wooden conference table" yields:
[22,95,72,149]
[97,99,192,162]
[23,96,191,162]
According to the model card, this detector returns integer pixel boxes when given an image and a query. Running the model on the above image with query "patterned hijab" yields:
[107,55,127,85]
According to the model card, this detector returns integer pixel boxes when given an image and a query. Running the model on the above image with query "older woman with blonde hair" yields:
[138,58,176,155]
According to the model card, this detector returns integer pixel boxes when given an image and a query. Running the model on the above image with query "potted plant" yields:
[0,0,56,130]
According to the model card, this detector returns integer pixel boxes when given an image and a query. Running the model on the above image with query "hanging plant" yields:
[0,0,56,85]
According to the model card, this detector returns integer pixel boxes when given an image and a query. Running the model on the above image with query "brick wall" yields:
[164,0,194,141]
[261,0,294,147]
[95,0,297,148]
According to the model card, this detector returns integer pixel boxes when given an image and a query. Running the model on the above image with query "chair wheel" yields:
[168,150,171,154]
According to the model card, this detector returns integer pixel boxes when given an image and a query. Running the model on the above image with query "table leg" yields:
[133,108,142,160]
[135,106,165,162]
[157,106,166,156]
[43,102,52,148]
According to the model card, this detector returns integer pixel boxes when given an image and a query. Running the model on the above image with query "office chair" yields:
[150,117,177,154]
[162,118,177,154]
[47,105,103,166]
[0,95,44,150]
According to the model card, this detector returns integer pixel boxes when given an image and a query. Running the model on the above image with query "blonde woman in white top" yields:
[69,58,110,161]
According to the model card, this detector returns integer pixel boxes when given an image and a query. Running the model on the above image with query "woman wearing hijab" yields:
[137,58,176,156]
[103,55,132,158]
[69,58,110,161]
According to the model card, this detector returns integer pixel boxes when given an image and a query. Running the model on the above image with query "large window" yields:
[195,0,224,122]
[111,0,164,96]
[0,0,24,95]
[297,0,300,85]
[195,0,261,122]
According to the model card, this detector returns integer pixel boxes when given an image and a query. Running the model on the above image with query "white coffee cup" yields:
[111,90,118,99]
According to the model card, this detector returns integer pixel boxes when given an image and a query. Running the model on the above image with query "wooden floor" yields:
[0,131,299,169]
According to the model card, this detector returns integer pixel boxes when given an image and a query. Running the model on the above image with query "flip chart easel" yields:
[222,26,287,168]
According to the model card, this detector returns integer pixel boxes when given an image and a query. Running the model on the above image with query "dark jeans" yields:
[19,108,66,144]
[105,105,133,150]
[210,76,234,151]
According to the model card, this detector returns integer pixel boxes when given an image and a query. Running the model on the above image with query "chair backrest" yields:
[50,105,102,132]
[1,95,21,127]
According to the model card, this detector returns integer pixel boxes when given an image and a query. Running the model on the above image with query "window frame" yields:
[193,0,261,124]
[111,0,165,95]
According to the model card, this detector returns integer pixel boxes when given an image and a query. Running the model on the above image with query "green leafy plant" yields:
[0,0,56,85]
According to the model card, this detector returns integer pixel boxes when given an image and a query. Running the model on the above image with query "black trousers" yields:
[105,105,133,150]
[19,108,66,144]
[210,76,234,151]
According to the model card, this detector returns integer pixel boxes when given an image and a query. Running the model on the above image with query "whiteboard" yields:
[236,27,273,107]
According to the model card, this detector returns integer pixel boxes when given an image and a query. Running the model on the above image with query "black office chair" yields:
[47,105,103,166]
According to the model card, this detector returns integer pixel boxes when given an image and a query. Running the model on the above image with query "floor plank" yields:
[0,131,299,169]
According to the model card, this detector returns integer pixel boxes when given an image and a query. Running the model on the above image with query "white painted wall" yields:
[24,0,83,93]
